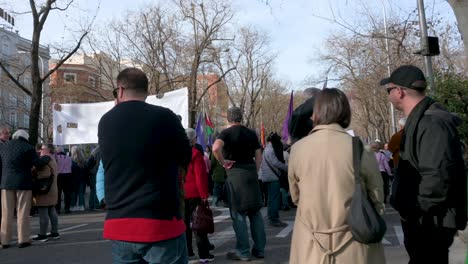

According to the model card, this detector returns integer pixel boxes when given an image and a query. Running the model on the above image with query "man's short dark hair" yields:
[313,88,351,128]
[303,88,321,99]
[117,68,148,95]
[227,107,243,123]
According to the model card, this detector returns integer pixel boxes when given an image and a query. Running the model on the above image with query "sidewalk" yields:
[385,235,466,264]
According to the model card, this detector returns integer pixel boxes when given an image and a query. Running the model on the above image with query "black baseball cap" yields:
[380,65,427,91]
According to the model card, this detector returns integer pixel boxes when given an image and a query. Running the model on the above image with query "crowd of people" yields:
[0,128,104,248]
[0,64,467,264]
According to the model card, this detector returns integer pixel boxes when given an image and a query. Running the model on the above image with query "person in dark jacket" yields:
[0,124,11,231]
[98,68,191,263]
[86,146,101,210]
[0,130,50,248]
[382,65,467,264]
[288,88,321,145]
[210,148,226,207]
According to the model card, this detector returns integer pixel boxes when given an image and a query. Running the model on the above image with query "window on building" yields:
[64,73,77,83]
[9,111,17,127]
[23,114,29,127]
[23,96,31,108]
[89,76,96,87]
[9,93,17,106]
[1,36,10,55]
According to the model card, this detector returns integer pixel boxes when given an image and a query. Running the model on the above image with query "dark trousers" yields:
[381,171,390,202]
[184,198,210,258]
[401,216,457,264]
[56,173,72,213]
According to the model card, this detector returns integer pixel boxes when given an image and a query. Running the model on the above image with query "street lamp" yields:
[380,0,397,135]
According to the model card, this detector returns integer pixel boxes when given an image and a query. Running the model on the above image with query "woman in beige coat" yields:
[288,88,386,264]
[32,144,60,242]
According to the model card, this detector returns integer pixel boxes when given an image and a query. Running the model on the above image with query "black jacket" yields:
[0,138,50,190]
[288,97,315,144]
[391,97,467,229]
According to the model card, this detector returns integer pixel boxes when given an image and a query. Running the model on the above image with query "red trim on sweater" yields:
[104,218,185,242]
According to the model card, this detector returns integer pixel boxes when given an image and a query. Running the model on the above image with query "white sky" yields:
[2,0,458,88]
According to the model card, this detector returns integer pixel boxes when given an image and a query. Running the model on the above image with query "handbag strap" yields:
[352,137,364,183]
[264,153,281,178]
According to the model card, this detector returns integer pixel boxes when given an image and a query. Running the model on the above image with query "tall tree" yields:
[447,0,468,63]
[1,0,90,145]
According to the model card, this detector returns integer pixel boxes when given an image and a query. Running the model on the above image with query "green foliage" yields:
[431,73,468,142]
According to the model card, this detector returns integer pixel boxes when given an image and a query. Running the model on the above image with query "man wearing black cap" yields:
[381,65,466,264]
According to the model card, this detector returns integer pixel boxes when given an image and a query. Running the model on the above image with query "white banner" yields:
[53,88,188,145]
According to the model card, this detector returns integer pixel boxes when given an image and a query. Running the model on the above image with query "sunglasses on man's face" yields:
[112,88,119,99]
[386,86,398,94]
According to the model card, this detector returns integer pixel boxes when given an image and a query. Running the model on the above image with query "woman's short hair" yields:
[313,88,351,128]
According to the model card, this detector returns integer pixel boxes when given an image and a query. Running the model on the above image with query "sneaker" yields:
[251,249,264,259]
[79,206,85,211]
[188,254,198,264]
[18,242,31,248]
[47,233,60,240]
[269,220,287,227]
[226,251,250,261]
[199,254,215,263]
[32,234,48,242]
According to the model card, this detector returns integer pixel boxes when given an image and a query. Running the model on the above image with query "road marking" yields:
[276,221,294,238]
[394,225,404,246]
[382,238,391,245]
[213,208,230,223]
[59,224,88,232]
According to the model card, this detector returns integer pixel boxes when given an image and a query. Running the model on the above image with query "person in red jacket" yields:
[184,128,213,263]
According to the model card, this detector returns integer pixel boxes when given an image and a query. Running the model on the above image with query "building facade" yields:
[0,26,50,132]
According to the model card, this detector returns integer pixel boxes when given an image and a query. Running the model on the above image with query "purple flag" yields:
[282,91,294,142]
[195,112,206,151]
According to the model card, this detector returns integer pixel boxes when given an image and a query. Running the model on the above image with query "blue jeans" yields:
[71,181,86,207]
[266,181,281,222]
[230,208,266,258]
[111,234,188,264]
[280,188,290,209]
[88,175,100,209]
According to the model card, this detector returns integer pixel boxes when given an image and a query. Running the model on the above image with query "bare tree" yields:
[0,0,91,145]
[175,0,234,127]
[222,26,276,127]
[447,0,468,64]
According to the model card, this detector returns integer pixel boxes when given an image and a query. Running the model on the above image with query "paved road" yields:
[0,206,465,263]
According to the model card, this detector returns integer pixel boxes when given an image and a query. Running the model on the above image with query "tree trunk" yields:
[29,24,43,146]
[448,0,468,64]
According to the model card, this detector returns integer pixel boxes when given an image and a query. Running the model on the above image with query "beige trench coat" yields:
[288,124,386,264]
[33,156,58,207]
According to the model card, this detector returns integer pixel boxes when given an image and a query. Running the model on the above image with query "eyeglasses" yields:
[112,87,119,99]
[386,86,398,94]
[113,86,126,99]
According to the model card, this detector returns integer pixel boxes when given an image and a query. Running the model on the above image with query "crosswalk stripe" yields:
[276,221,294,238]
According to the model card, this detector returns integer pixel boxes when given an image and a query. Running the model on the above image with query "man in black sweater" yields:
[98,68,192,264]
[288,88,321,145]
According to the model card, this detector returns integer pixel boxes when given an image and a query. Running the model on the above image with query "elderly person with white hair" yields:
[0,130,50,248]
